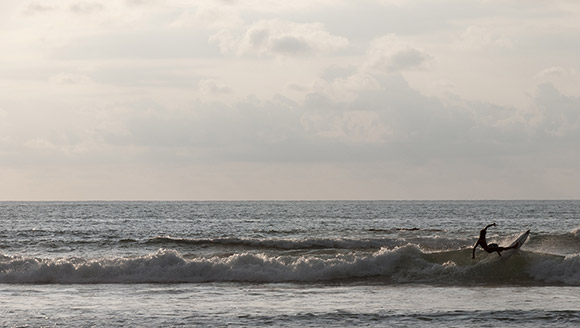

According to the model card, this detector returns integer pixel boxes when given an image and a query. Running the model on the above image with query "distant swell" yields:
[1,247,579,285]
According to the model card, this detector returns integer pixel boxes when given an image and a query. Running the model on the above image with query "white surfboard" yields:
[499,230,530,260]
[507,230,530,250]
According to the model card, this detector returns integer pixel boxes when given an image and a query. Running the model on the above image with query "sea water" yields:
[1,200,579,327]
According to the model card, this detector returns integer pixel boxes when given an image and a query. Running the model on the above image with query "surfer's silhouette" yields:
[472,223,518,259]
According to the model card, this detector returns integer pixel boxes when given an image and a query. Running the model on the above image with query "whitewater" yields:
[1,200,579,327]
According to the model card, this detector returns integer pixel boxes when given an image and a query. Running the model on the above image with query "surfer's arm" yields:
[472,243,478,259]
[484,223,496,230]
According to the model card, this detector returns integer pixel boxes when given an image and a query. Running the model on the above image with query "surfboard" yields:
[498,230,530,260]
[507,230,530,250]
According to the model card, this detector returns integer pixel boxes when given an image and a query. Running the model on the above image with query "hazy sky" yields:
[1,0,579,200]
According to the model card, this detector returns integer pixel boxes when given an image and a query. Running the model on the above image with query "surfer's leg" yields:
[487,244,503,256]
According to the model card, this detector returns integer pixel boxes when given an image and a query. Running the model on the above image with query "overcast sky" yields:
[1,0,579,200]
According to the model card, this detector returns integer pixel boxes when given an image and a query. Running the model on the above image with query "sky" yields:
[1,0,579,200]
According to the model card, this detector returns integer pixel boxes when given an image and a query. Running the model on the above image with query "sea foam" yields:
[1,246,579,285]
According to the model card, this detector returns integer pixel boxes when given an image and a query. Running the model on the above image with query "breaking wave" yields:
[1,246,579,285]
[145,236,469,251]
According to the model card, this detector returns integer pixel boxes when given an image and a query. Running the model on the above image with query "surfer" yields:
[472,223,518,259]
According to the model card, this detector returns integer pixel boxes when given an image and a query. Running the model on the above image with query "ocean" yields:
[1,200,579,327]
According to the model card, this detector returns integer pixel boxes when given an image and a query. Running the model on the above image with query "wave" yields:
[525,231,580,256]
[140,229,580,252]
[1,246,579,285]
[145,236,470,251]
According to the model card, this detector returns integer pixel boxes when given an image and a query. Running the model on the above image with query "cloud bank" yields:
[0,0,579,200]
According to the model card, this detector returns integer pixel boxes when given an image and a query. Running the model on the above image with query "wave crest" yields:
[1,247,579,285]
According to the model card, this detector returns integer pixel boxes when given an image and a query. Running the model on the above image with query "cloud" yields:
[4,0,580,199]
[270,35,312,55]
[364,34,430,73]
[69,2,105,15]
[23,1,105,16]
[55,29,216,59]
[311,72,382,103]
[169,4,243,30]
[125,0,157,6]
[89,95,306,165]
[459,25,513,50]
[533,83,580,137]
[23,2,57,15]
[198,79,233,95]
[4,67,580,199]
[49,73,92,85]
[534,66,573,79]
[37,41,574,170]
[73,72,513,166]
[213,19,349,57]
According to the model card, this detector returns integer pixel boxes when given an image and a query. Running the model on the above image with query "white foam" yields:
[527,254,580,285]
[0,247,419,283]
[1,247,579,285]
